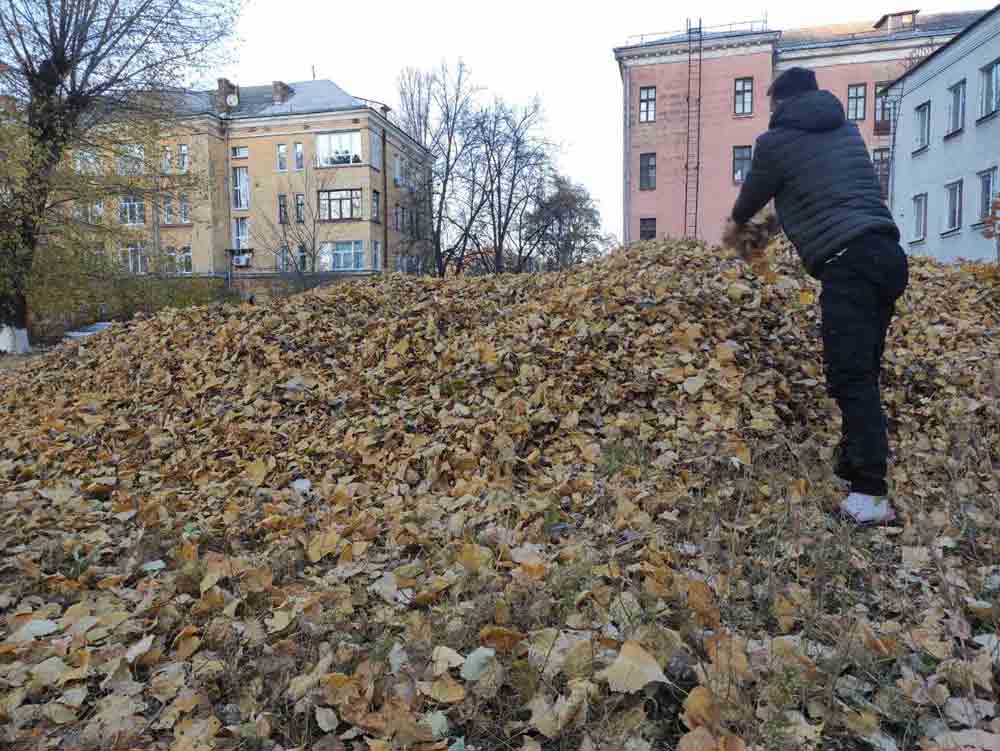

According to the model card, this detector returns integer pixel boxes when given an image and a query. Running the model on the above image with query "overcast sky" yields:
[219,0,988,240]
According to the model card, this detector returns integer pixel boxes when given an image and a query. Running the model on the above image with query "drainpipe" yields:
[620,59,630,245]
[382,122,389,270]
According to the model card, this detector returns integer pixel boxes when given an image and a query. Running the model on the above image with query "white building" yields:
[889,4,1000,262]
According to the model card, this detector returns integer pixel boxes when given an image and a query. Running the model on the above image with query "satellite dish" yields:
[226,93,239,107]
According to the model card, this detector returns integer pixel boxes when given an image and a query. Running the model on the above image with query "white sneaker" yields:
[839,493,896,525]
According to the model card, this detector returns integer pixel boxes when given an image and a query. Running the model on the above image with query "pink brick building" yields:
[614,9,988,246]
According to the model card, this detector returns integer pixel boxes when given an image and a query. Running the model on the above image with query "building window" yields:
[319,240,365,271]
[980,59,1000,119]
[233,217,249,250]
[639,86,656,123]
[373,240,382,270]
[872,148,891,199]
[74,150,99,175]
[639,153,656,190]
[733,146,752,183]
[734,78,753,115]
[947,80,966,135]
[161,147,172,173]
[944,180,963,233]
[232,166,249,210]
[316,131,362,167]
[847,84,866,121]
[161,196,175,225]
[278,193,288,224]
[295,193,305,223]
[912,194,927,242]
[292,142,303,171]
[177,144,189,173]
[915,102,931,151]
[639,218,656,241]
[117,144,144,175]
[179,194,190,224]
[372,190,381,221]
[125,244,147,274]
[874,83,896,135]
[232,146,248,159]
[318,188,362,220]
[119,195,145,225]
[371,131,382,170]
[177,246,192,274]
[979,168,997,223]
[74,200,103,224]
[277,144,288,172]
[298,244,309,272]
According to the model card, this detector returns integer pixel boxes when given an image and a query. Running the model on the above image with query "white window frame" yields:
[978,168,997,223]
[638,86,656,123]
[733,146,752,184]
[117,144,144,176]
[294,142,304,171]
[278,193,288,224]
[179,193,190,224]
[177,144,189,173]
[233,216,249,250]
[944,180,963,234]
[277,143,288,172]
[119,195,145,225]
[980,59,1000,120]
[231,146,248,159]
[318,188,362,221]
[232,166,249,210]
[74,150,99,175]
[295,193,305,223]
[912,194,927,242]
[315,131,362,167]
[125,244,147,274]
[373,240,382,270]
[161,147,172,173]
[176,246,193,274]
[371,131,382,170]
[946,80,966,135]
[915,102,931,151]
[162,196,175,225]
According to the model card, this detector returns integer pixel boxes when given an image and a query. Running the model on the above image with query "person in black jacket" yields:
[725,67,908,524]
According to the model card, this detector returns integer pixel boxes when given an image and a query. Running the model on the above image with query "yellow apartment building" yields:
[110,77,431,278]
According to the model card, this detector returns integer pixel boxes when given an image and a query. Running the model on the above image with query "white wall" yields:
[890,10,1000,263]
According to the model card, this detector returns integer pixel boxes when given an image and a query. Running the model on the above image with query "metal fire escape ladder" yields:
[683,18,704,240]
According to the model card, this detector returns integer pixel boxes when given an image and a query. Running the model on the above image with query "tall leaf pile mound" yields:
[1,240,999,751]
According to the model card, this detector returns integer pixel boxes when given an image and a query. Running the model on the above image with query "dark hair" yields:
[767,67,818,100]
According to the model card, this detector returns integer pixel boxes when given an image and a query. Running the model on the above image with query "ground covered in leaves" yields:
[1,239,999,751]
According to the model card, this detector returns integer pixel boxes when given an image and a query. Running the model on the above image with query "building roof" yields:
[779,9,987,46]
[887,3,1000,87]
[616,9,990,56]
[222,79,369,119]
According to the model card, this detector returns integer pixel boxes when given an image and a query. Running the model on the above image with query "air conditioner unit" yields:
[233,254,251,268]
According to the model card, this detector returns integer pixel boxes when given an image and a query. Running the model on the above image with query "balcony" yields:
[874,119,893,136]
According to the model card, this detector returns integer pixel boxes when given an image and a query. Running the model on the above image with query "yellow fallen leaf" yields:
[307,528,342,563]
[480,625,525,652]
[597,641,668,694]
[244,458,269,486]
[424,674,466,704]
[683,686,720,731]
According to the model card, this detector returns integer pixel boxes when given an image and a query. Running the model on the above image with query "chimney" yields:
[216,78,238,112]
[272,81,293,105]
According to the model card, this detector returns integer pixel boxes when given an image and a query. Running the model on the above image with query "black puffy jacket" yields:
[731,90,900,278]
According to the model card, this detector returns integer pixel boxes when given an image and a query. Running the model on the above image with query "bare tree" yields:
[0,0,238,352]
[473,98,549,274]
[396,61,487,276]
[249,168,339,290]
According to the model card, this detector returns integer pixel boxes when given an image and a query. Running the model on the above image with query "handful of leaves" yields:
[722,214,781,264]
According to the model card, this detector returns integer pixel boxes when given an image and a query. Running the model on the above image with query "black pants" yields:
[820,232,909,496]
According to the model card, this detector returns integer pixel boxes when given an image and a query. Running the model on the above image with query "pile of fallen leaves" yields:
[1,239,999,751]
